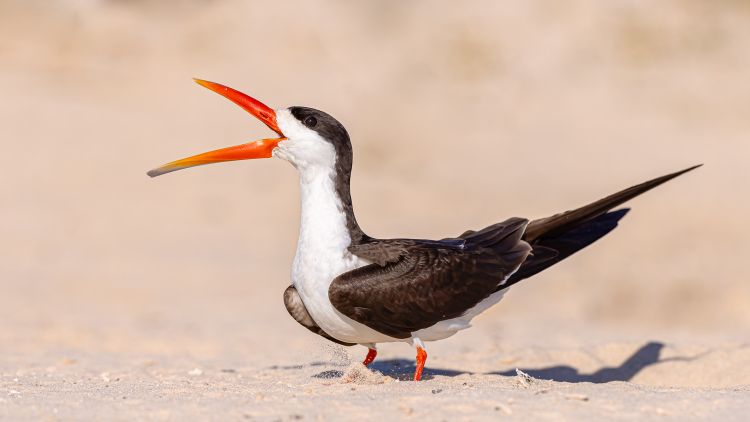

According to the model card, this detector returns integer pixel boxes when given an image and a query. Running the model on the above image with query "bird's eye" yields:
[303,116,317,128]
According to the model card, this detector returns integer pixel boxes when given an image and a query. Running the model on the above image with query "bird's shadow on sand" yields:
[313,341,698,383]
[491,341,693,383]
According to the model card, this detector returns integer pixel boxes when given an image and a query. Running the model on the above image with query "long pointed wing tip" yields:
[675,163,703,177]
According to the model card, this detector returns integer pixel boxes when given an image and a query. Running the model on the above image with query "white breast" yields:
[289,165,388,343]
[273,109,396,344]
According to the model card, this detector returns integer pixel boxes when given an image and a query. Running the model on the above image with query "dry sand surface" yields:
[1,0,749,420]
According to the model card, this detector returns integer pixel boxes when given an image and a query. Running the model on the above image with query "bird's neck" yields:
[291,163,365,300]
[296,163,365,259]
[330,161,365,245]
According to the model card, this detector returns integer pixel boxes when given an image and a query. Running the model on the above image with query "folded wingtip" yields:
[669,163,703,179]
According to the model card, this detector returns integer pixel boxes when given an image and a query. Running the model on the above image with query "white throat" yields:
[296,165,354,269]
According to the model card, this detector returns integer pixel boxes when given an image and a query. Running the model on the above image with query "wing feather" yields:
[331,218,531,338]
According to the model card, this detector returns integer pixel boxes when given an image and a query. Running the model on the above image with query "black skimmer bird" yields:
[148,79,700,381]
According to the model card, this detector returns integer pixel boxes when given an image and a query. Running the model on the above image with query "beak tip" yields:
[147,168,165,178]
[193,78,214,90]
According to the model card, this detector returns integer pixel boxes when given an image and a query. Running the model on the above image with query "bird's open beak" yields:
[147,79,285,177]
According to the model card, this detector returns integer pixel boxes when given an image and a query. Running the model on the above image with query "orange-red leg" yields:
[362,348,377,366]
[414,347,428,381]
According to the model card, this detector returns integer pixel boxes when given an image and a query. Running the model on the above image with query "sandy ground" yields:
[1,0,749,420]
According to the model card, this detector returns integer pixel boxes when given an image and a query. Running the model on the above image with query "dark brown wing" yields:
[347,237,467,266]
[331,218,532,339]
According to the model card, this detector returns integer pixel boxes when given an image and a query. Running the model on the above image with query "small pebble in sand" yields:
[188,368,203,376]
[494,404,512,415]
[100,372,110,383]
[515,369,534,387]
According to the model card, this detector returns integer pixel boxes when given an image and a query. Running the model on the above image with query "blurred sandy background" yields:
[1,0,748,420]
